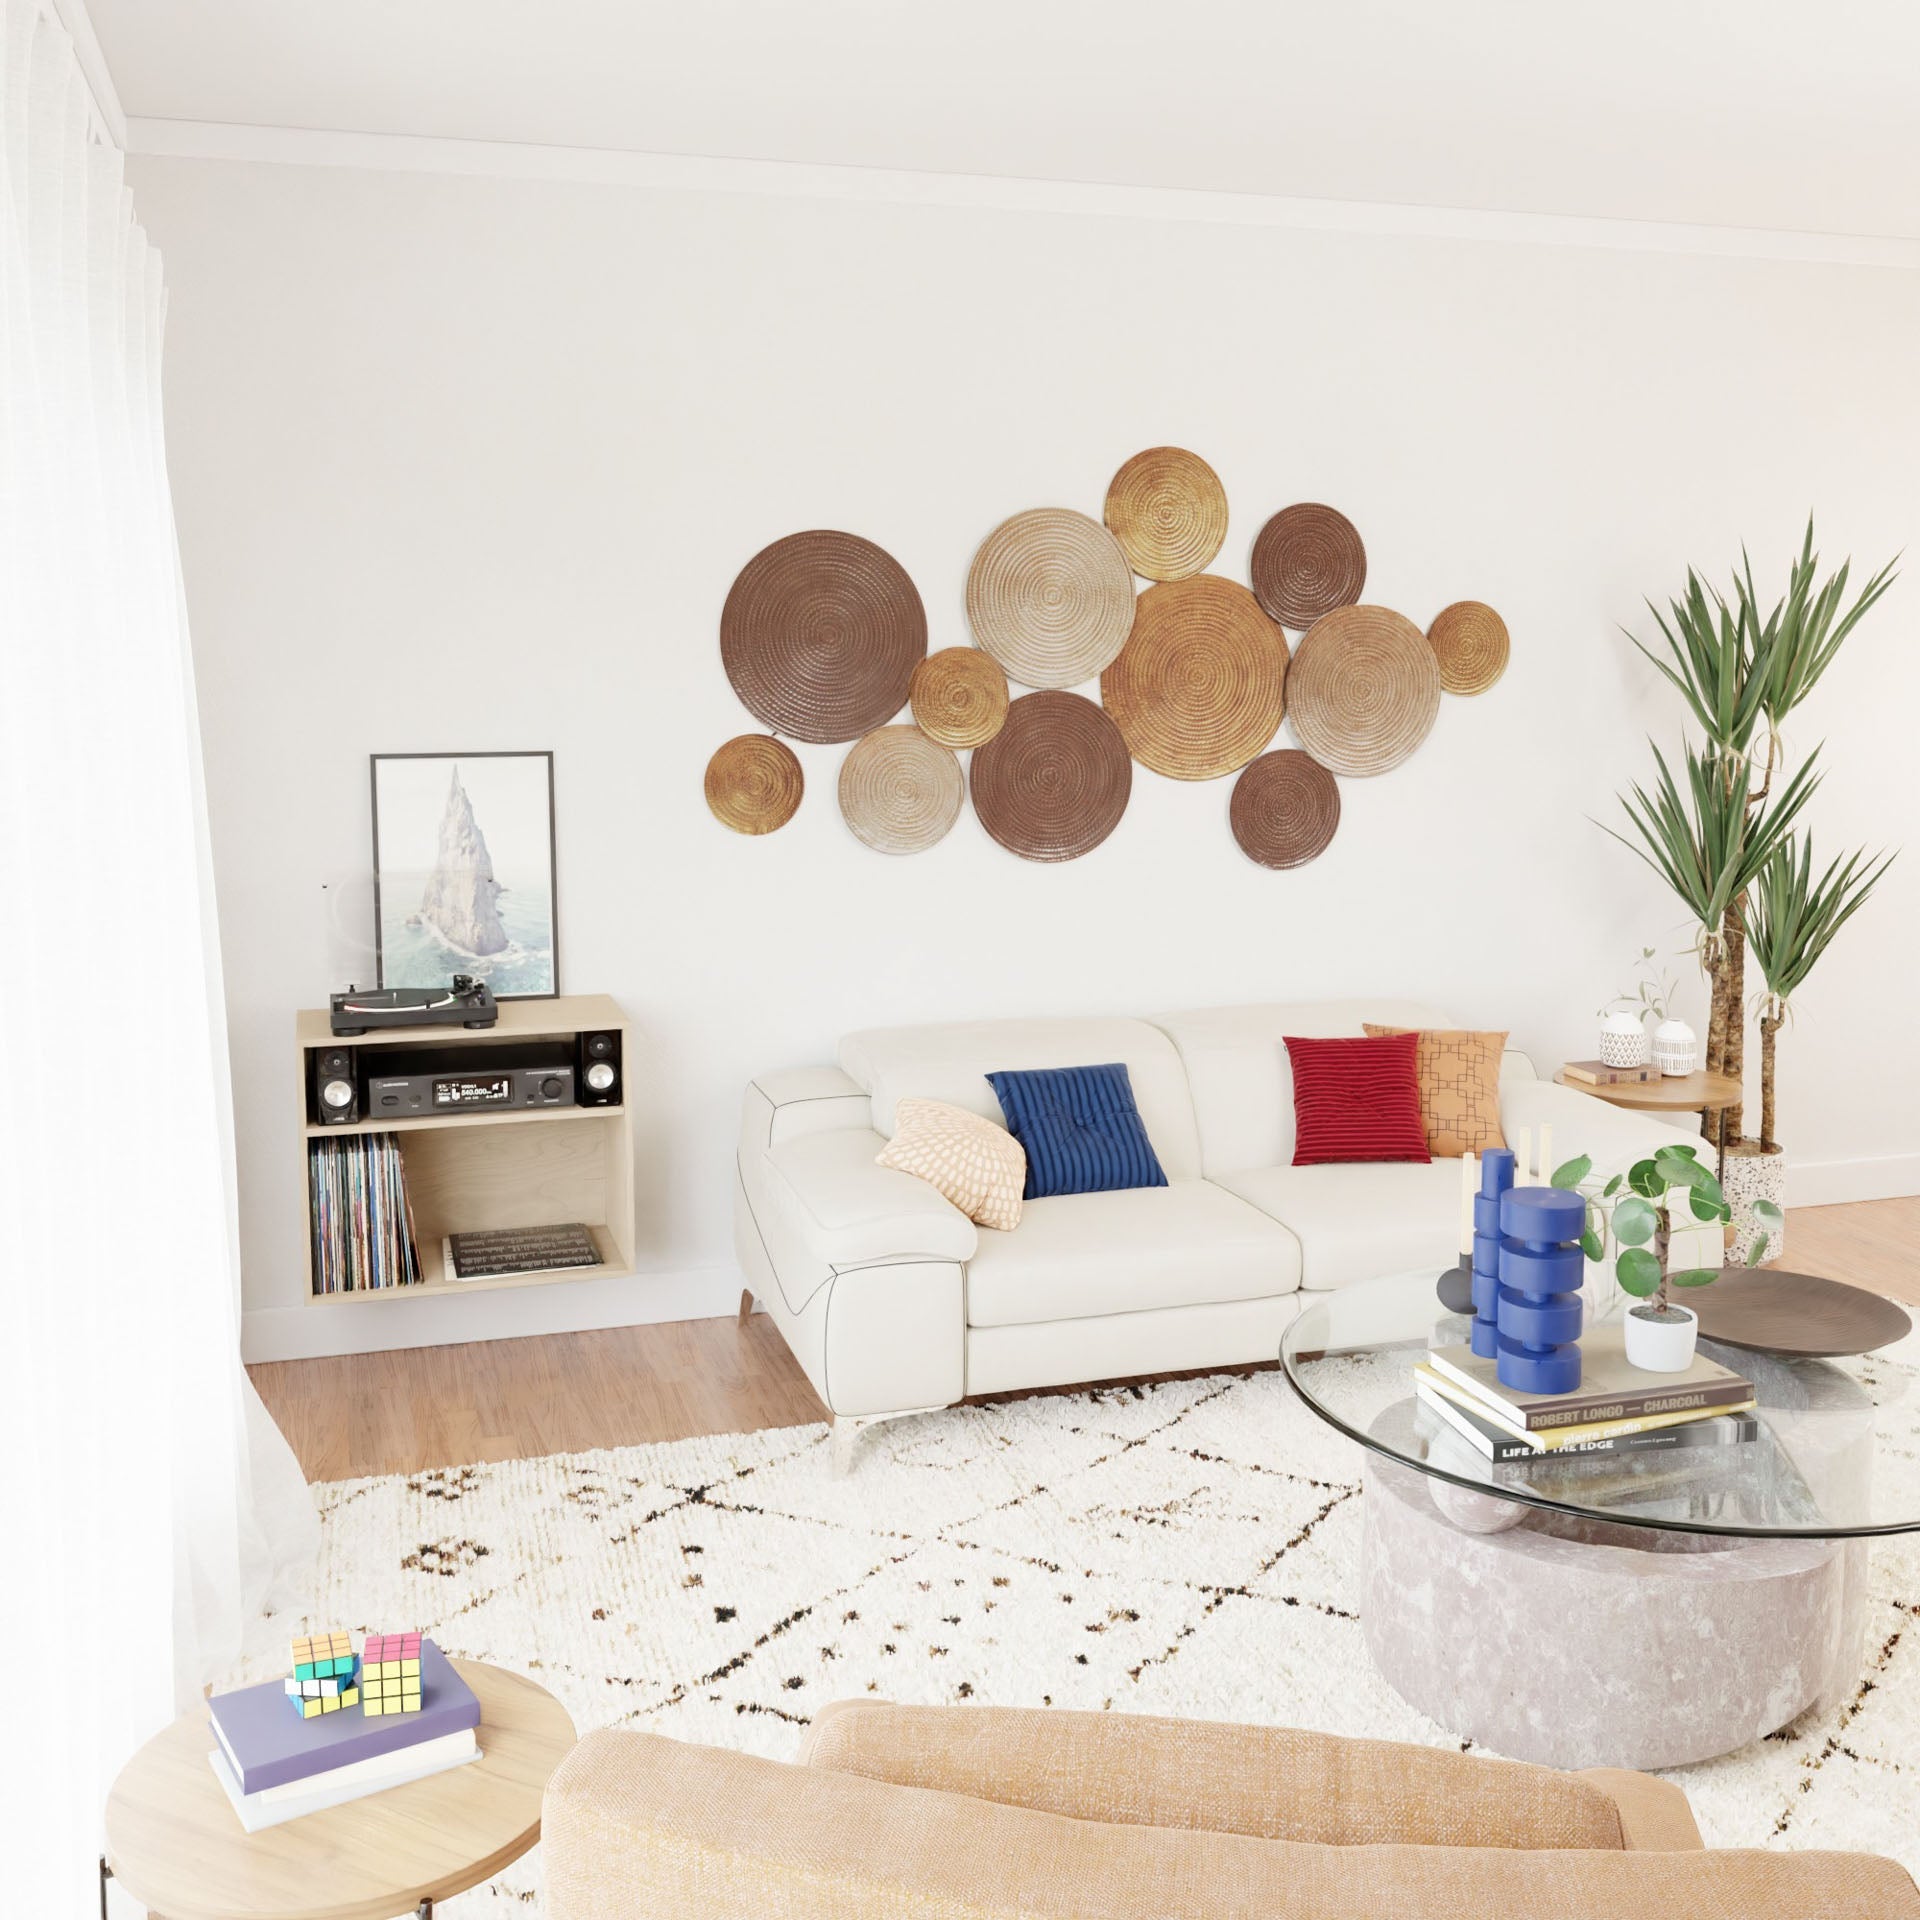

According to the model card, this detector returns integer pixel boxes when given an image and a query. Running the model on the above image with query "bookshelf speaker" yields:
[576,1029,622,1107]
[312,1045,360,1126]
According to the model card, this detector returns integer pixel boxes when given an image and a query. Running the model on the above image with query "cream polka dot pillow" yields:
[876,1098,1026,1232]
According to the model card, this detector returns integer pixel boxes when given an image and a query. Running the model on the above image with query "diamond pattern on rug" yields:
[233,1366,1920,1914]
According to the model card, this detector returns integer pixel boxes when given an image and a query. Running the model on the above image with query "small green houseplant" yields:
[1550,1145,1782,1371]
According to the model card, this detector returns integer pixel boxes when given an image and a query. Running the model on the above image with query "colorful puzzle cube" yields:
[360,1631,423,1715]
[291,1684,360,1718]
[291,1630,357,1683]
[285,1674,353,1700]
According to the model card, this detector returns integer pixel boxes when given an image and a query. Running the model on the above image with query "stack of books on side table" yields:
[1415,1324,1757,1462]
[207,1637,480,1830]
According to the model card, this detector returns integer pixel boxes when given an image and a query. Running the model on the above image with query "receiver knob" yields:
[541,1077,564,1100]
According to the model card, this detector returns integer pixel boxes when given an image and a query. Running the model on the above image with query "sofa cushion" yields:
[1146,1000,1457,1176]
[986,1063,1168,1199]
[876,1099,1027,1231]
[842,1016,1203,1180]
[1364,1023,1509,1157]
[964,1180,1299,1328]
[1284,1032,1430,1165]
[1214,1159,1463,1293]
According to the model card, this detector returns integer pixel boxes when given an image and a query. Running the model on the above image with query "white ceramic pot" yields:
[1651,1017,1698,1076]
[1599,1010,1651,1068]
[1624,1302,1699,1372]
[1722,1141,1786,1266]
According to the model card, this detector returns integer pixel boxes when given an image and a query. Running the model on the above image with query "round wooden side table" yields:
[1554,1066,1742,1174]
[103,1658,575,1920]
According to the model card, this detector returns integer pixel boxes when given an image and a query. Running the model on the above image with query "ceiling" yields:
[88,0,1920,239]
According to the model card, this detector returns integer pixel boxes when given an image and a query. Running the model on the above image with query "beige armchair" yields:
[543,1701,1920,1918]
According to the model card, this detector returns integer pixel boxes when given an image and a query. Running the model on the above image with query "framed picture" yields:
[371,751,557,999]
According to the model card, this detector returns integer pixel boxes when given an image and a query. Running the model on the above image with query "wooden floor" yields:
[252,1196,1920,1483]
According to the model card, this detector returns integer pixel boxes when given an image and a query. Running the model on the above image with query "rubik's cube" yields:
[361,1631,423,1715]
[286,1630,359,1717]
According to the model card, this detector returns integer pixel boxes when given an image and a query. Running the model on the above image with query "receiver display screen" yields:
[434,1075,513,1107]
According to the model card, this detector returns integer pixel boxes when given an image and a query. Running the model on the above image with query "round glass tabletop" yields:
[1280,1270,1920,1539]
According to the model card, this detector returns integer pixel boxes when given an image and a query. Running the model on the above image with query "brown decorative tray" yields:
[1693,1269,1913,1359]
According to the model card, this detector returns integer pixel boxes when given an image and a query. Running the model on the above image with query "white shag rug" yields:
[238,1368,1919,1911]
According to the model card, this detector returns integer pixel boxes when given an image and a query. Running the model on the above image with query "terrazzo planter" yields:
[1724,1140,1788,1265]
[1624,1301,1699,1372]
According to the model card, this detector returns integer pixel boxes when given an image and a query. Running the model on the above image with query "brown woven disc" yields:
[720,530,926,743]
[1427,600,1510,695]
[1099,576,1289,781]
[970,691,1132,862]
[838,725,965,855]
[964,508,1136,689]
[1250,503,1368,631]
[705,734,804,835]
[1103,447,1229,581]
[1230,749,1341,869]
[1287,605,1442,777]
[909,646,1010,749]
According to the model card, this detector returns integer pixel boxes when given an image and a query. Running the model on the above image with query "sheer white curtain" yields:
[0,4,316,1911]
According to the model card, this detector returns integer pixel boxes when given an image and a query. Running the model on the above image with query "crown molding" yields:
[47,0,126,147]
[124,117,1920,272]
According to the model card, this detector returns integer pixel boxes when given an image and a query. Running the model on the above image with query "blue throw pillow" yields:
[984,1063,1168,1201]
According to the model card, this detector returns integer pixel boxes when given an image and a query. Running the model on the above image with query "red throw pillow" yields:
[1284,1032,1431,1166]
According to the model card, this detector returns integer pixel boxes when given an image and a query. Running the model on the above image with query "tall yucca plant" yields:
[1745,837,1896,1150]
[1622,522,1895,1152]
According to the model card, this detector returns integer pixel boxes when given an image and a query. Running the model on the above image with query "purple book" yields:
[209,1640,480,1795]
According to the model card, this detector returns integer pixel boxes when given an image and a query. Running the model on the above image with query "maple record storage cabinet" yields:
[296,993,635,1301]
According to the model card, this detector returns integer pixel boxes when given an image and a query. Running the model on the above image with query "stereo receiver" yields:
[364,1042,576,1119]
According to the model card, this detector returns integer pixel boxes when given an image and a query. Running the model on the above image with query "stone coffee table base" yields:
[1362,1455,1867,1771]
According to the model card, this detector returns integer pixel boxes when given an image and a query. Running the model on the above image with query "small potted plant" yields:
[1553,1144,1781,1371]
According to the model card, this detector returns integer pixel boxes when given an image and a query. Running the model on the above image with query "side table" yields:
[1554,1066,1742,1175]
[103,1658,575,1920]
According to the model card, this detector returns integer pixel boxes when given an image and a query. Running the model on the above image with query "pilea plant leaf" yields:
[1669,1266,1721,1287]
[1580,1229,1606,1262]
[1689,1188,1727,1221]
[1603,1173,1624,1197]
[1551,1154,1593,1189]
[1616,1247,1663,1295]
[1628,1159,1665,1199]
[1612,1196,1660,1246]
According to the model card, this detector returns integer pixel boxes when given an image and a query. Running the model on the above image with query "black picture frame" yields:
[370,750,558,1000]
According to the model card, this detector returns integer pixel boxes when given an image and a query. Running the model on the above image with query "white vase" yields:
[1624,1302,1699,1372]
[1722,1141,1786,1266]
[1651,1017,1698,1076]
[1599,1010,1651,1068]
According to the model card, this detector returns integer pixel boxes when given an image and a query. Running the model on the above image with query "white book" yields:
[209,1733,477,1831]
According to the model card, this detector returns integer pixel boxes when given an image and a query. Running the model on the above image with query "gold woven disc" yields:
[1103,447,1229,581]
[837,726,965,855]
[1286,604,1441,777]
[1099,575,1289,781]
[705,734,804,835]
[964,508,1137,689]
[1427,600,1510,695]
[909,647,1010,749]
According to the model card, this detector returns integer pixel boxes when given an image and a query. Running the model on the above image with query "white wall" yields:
[124,152,1920,1361]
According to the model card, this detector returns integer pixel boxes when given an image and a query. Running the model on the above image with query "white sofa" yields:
[734,1000,1712,1467]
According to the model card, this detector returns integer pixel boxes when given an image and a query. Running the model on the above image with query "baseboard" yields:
[242,1265,744,1363]
[1788,1152,1920,1209]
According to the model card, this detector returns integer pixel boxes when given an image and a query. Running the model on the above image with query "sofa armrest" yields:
[757,1128,978,1268]
[1578,1768,1703,1850]
[800,1701,1638,1852]
[542,1728,1920,1920]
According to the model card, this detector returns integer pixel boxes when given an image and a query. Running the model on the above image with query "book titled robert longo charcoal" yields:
[1428,1324,1753,1432]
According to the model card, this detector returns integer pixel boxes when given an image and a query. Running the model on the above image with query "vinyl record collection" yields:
[308,1133,421,1294]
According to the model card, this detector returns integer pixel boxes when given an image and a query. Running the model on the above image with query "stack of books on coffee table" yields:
[1414,1326,1757,1462]
[207,1638,481,1831]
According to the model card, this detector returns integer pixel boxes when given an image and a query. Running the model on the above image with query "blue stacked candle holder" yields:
[1495,1185,1586,1395]
[1469,1148,1515,1359]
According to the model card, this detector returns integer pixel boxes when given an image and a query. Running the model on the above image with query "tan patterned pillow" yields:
[1363,1024,1508,1157]
[876,1098,1026,1232]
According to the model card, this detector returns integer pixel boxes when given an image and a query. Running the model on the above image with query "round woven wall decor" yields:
[1250,503,1368,631]
[1103,447,1229,581]
[838,725,965,855]
[910,646,1010,750]
[970,691,1132,862]
[1099,575,1289,781]
[964,508,1137,689]
[1427,600,1510,695]
[704,734,804,835]
[720,530,926,743]
[1286,604,1442,777]
[1230,749,1341,869]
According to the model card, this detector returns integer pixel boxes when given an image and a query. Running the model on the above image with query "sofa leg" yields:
[830,1406,948,1476]
[738,1288,755,1324]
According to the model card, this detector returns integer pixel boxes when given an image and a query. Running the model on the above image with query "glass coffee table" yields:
[1281,1271,1920,1770]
